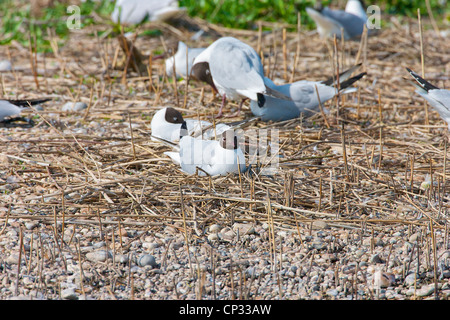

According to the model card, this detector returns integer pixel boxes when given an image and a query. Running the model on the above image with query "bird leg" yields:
[216,94,227,118]
[226,98,247,118]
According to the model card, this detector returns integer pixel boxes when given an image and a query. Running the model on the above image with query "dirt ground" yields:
[0,13,450,300]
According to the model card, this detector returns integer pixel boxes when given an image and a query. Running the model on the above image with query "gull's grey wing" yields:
[208,39,265,93]
[0,100,22,121]
[306,7,348,39]
[321,7,366,39]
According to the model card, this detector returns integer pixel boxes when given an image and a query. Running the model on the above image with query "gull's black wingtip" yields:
[406,68,439,92]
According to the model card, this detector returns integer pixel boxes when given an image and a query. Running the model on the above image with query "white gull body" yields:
[150,107,230,143]
[165,41,206,79]
[0,98,50,123]
[306,0,368,40]
[191,36,290,117]
[251,65,366,121]
[111,0,186,25]
[0,100,24,121]
[178,129,246,176]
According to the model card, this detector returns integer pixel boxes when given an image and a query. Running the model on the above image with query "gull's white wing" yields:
[306,7,348,39]
[0,100,22,121]
[208,38,265,100]
[417,89,450,126]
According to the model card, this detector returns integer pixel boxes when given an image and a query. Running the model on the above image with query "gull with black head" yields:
[191,36,291,118]
[251,64,366,121]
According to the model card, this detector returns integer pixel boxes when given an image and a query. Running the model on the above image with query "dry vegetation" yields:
[0,13,450,300]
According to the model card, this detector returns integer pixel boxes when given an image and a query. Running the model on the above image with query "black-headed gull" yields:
[177,122,246,176]
[111,0,186,25]
[0,98,50,124]
[150,107,230,143]
[407,68,450,129]
[250,65,366,121]
[191,36,291,118]
[165,41,206,79]
[306,0,368,40]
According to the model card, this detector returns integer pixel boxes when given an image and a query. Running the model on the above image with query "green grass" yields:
[0,0,115,52]
[0,0,448,53]
[179,0,449,30]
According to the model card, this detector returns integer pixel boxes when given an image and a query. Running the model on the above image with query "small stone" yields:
[312,221,329,230]
[311,240,327,250]
[207,233,219,242]
[118,227,129,237]
[61,288,78,300]
[115,254,129,264]
[404,273,419,287]
[62,102,88,112]
[209,224,221,233]
[85,250,111,262]
[6,253,22,265]
[409,232,420,243]
[24,221,39,230]
[137,254,157,268]
[326,289,339,297]
[416,284,435,297]
[370,253,383,264]
[232,223,255,235]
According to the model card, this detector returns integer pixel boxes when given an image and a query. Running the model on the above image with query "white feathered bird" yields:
[250,65,366,121]
[150,107,231,143]
[306,0,369,40]
[0,98,50,124]
[165,41,206,79]
[191,36,291,118]
[111,0,186,25]
[177,122,246,176]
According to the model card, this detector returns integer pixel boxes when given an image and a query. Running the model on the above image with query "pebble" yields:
[62,102,88,112]
[312,221,329,230]
[137,254,157,268]
[370,253,383,264]
[409,232,420,243]
[85,250,111,263]
[61,288,79,300]
[232,223,255,235]
[115,254,129,264]
[416,284,436,297]
[207,233,219,242]
[326,289,339,297]
[24,221,39,230]
[209,224,221,233]
[6,253,21,265]
[404,273,419,287]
